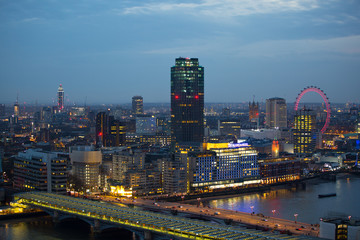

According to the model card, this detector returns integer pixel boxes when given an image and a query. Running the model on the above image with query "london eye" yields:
[294,86,331,133]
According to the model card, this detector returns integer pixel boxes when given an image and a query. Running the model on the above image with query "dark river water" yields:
[205,173,360,224]
[0,173,359,240]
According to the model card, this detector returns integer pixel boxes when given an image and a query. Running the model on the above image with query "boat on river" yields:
[318,193,336,198]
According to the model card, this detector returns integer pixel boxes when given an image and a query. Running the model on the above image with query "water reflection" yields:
[205,174,360,224]
[0,216,133,240]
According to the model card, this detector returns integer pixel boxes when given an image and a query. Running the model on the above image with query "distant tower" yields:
[14,93,19,117]
[294,108,316,155]
[266,97,287,129]
[221,107,231,118]
[57,84,64,112]
[96,112,109,147]
[132,96,144,115]
[171,57,204,143]
[249,100,259,122]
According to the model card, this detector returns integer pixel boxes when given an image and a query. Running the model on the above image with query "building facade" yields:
[249,101,259,122]
[57,84,64,112]
[320,217,360,240]
[136,115,157,134]
[96,112,126,147]
[294,108,316,155]
[96,112,110,147]
[132,96,144,115]
[109,118,126,147]
[171,57,204,144]
[218,119,242,138]
[69,146,102,191]
[266,97,287,129]
[258,156,300,185]
[14,149,68,194]
[188,141,260,192]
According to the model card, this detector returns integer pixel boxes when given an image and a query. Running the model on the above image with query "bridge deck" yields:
[14,192,318,240]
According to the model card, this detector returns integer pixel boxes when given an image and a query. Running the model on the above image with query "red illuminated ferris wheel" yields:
[294,86,331,133]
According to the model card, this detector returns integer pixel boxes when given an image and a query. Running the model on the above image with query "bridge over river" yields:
[14,192,319,240]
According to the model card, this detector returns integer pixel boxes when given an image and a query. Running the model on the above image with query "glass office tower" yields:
[171,58,204,143]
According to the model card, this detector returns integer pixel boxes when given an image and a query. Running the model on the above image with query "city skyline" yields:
[1,1,360,104]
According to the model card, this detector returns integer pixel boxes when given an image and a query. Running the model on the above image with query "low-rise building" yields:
[258,156,301,185]
[14,149,68,194]
[320,217,360,240]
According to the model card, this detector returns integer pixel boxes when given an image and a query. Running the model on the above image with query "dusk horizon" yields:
[1,1,360,105]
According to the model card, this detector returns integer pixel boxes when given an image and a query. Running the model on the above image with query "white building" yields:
[241,128,281,140]
[320,217,360,240]
[69,146,102,191]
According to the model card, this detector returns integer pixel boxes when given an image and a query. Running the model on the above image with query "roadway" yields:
[99,196,319,237]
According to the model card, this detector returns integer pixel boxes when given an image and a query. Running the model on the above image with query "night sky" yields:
[1,0,359,105]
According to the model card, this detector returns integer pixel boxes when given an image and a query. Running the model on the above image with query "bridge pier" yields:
[53,211,59,223]
[144,230,152,240]
[91,219,101,234]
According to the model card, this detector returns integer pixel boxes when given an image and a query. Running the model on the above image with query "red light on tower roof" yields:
[195,95,199,99]
[98,132,103,136]
[175,95,179,99]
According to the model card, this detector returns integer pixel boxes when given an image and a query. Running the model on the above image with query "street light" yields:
[250,206,254,215]
[294,213,298,223]
[197,198,201,207]
[272,210,276,224]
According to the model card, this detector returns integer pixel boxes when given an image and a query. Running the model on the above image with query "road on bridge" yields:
[99,196,319,237]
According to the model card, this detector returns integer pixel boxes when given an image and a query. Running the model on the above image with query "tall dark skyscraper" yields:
[96,112,109,147]
[96,112,126,147]
[57,84,64,112]
[132,96,143,115]
[171,57,204,143]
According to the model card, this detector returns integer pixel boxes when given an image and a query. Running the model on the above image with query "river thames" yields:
[0,173,359,240]
[205,173,360,224]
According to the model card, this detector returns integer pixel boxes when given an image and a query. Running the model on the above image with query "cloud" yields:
[142,35,360,58]
[237,35,360,57]
[312,14,360,25]
[123,0,320,17]
[21,17,41,22]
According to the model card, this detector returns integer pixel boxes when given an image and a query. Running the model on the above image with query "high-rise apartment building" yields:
[132,96,143,115]
[57,84,64,112]
[171,57,204,143]
[293,108,316,154]
[266,97,287,129]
